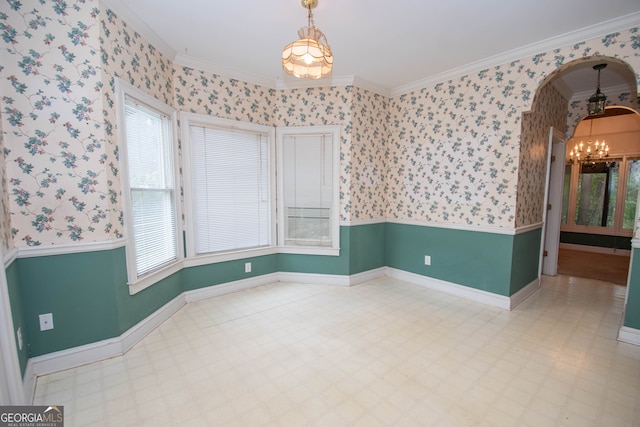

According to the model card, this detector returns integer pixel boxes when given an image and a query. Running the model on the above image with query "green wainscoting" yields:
[510,227,542,294]
[560,232,632,251]
[6,222,552,360]
[624,248,640,329]
[385,223,514,296]
[17,250,122,357]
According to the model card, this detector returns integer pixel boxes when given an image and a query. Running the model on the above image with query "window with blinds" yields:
[277,125,340,253]
[186,119,273,255]
[123,96,178,279]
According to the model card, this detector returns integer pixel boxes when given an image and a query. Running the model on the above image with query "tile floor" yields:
[34,275,640,426]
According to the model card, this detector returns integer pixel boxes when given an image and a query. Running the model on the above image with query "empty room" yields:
[1,0,640,425]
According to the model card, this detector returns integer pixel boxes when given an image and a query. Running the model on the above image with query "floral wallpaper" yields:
[0,0,109,247]
[100,5,175,239]
[515,83,567,228]
[1,0,639,251]
[273,85,354,221]
[387,29,640,229]
[350,87,388,221]
[0,111,11,255]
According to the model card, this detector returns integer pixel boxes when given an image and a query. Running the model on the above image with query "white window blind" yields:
[124,98,178,276]
[281,134,333,246]
[189,124,271,254]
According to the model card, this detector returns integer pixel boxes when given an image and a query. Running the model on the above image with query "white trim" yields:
[516,222,544,235]
[385,267,513,310]
[22,361,35,405]
[559,242,631,256]
[618,326,640,346]
[128,261,182,295]
[120,295,185,353]
[277,246,340,256]
[175,53,275,89]
[277,272,352,287]
[632,238,640,249]
[509,278,540,310]
[182,247,277,268]
[26,294,185,391]
[17,239,126,258]
[3,248,18,268]
[347,267,387,286]
[0,250,25,404]
[184,273,278,303]
[340,219,386,227]
[387,219,518,235]
[390,11,640,97]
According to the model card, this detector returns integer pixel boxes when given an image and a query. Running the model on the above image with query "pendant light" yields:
[282,0,333,80]
[587,63,607,116]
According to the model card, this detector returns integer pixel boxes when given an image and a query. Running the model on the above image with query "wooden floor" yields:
[557,248,630,285]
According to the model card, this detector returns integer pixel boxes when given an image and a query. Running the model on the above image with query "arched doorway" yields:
[558,107,640,285]
[535,56,640,285]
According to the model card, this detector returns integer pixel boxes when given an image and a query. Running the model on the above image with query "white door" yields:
[0,251,25,405]
[541,127,566,276]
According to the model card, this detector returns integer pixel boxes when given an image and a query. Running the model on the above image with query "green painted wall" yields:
[385,223,513,296]
[510,228,542,294]
[4,259,29,376]
[17,250,121,357]
[182,254,278,292]
[348,223,386,274]
[624,248,640,329]
[11,222,548,358]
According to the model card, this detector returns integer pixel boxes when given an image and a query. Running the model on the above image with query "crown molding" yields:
[174,53,276,88]
[390,11,640,98]
[101,2,639,98]
[101,0,177,63]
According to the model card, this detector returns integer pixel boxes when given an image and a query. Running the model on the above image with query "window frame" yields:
[116,79,183,294]
[181,112,277,266]
[562,154,640,237]
[276,125,341,256]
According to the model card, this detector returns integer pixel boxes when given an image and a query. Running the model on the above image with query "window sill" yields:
[560,225,633,237]
[278,246,340,256]
[183,246,277,268]
[128,261,183,295]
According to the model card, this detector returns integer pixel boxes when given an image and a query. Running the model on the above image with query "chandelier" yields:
[569,119,609,163]
[282,0,333,80]
[587,63,607,116]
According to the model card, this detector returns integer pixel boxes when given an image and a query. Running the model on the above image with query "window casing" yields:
[182,113,276,262]
[116,80,182,294]
[277,125,340,255]
[562,156,640,236]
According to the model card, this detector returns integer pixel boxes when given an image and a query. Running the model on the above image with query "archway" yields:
[533,55,640,285]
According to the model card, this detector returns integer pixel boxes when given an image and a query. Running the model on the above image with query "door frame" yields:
[0,251,25,404]
[540,127,566,277]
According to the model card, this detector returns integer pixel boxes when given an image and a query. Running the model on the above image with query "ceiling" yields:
[102,0,640,97]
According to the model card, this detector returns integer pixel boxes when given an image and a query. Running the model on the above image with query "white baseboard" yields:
[20,267,542,403]
[386,267,514,310]
[184,273,279,303]
[618,326,640,345]
[277,271,352,286]
[509,278,540,310]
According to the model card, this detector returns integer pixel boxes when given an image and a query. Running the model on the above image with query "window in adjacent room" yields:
[181,113,276,260]
[117,80,182,293]
[277,125,340,255]
[562,156,639,236]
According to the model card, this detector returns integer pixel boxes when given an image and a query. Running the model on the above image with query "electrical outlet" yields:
[39,313,54,331]
[424,255,431,266]
[245,262,252,273]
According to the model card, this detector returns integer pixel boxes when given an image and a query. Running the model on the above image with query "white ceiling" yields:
[102,0,640,97]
